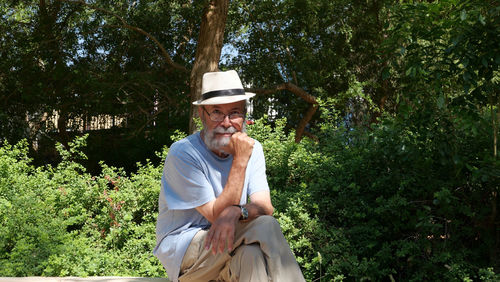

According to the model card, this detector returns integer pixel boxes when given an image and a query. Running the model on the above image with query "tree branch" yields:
[248,82,318,105]
[63,0,189,73]
[247,82,319,142]
[295,103,319,143]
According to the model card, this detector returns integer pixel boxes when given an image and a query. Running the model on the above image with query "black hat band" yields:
[202,88,246,101]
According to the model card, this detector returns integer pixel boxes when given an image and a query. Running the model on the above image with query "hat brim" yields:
[192,92,255,105]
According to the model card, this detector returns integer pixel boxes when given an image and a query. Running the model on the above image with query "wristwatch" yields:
[233,205,249,220]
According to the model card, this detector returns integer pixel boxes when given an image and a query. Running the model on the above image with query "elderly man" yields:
[153,70,305,282]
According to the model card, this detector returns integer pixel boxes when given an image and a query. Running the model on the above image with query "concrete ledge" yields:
[0,278,168,282]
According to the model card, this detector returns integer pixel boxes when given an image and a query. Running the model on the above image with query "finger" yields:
[219,234,226,253]
[211,230,220,255]
[204,228,214,250]
[235,132,246,139]
[236,133,249,142]
[227,231,234,252]
[229,134,240,146]
[212,243,218,255]
[231,132,247,142]
[232,134,253,149]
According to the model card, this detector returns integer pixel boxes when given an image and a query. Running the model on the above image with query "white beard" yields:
[202,122,247,154]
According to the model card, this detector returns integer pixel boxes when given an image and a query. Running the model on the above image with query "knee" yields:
[240,215,285,244]
[254,215,279,226]
[254,215,281,231]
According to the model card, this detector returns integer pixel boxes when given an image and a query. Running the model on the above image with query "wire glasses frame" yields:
[202,107,245,122]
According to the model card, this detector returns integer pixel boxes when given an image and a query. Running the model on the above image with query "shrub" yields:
[247,104,499,281]
[0,135,164,277]
[0,106,498,281]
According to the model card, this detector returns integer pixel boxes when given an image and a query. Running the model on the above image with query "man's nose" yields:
[220,115,232,127]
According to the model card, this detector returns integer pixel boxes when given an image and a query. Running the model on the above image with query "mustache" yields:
[213,126,237,134]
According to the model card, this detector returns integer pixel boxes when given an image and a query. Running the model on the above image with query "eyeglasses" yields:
[203,107,245,122]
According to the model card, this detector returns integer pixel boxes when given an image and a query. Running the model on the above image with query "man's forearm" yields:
[195,160,249,223]
[241,201,273,221]
[211,161,247,219]
[196,132,255,223]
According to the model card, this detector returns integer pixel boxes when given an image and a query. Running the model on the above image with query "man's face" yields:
[199,101,246,153]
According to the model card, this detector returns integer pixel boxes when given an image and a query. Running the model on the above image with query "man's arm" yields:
[195,158,248,223]
[195,132,276,254]
[244,190,274,220]
[201,190,273,254]
[195,132,255,223]
[195,171,274,224]
[194,152,248,255]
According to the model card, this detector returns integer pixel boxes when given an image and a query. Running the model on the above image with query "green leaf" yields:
[479,14,486,25]
[437,94,445,109]
[481,57,488,68]
[406,66,417,77]
[460,10,467,21]
[405,67,412,76]
[462,57,469,68]
[382,68,391,80]
[463,71,472,82]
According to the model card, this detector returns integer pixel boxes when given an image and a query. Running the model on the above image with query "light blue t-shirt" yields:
[153,132,269,282]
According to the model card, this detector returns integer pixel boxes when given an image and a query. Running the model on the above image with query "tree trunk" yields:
[189,0,229,133]
[57,111,70,147]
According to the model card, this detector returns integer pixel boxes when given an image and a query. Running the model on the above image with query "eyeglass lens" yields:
[205,108,244,122]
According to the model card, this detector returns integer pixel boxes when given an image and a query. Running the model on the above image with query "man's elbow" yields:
[264,204,274,216]
[195,201,217,223]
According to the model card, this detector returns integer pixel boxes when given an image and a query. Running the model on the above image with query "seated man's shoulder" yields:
[168,134,202,159]
[170,134,197,149]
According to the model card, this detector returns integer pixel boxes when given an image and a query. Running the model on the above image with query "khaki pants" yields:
[178,215,305,282]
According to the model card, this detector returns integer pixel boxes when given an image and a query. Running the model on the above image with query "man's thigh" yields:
[179,230,232,282]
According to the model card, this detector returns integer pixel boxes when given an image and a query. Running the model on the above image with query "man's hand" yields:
[204,205,240,254]
[195,134,253,224]
[224,132,255,164]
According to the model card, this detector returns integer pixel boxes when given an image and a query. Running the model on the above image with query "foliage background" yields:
[1,110,499,280]
[0,0,499,281]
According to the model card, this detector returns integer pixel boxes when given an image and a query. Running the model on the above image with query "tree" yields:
[382,0,500,265]
[189,0,229,133]
[1,0,200,170]
[222,0,398,137]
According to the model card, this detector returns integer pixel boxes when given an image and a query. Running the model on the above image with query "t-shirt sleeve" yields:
[162,145,215,210]
[247,141,270,196]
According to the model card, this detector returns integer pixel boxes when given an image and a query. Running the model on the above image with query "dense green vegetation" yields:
[0,135,164,276]
[1,106,499,280]
[1,0,499,280]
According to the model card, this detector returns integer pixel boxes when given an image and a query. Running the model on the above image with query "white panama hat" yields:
[192,70,256,105]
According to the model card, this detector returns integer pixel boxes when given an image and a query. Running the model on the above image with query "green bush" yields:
[246,103,499,281]
[0,135,164,277]
[0,105,498,281]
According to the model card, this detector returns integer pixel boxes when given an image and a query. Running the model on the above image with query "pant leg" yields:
[179,215,305,282]
[229,215,306,282]
[179,229,232,282]
[226,243,268,282]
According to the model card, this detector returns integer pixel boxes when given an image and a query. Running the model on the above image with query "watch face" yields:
[241,206,249,220]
